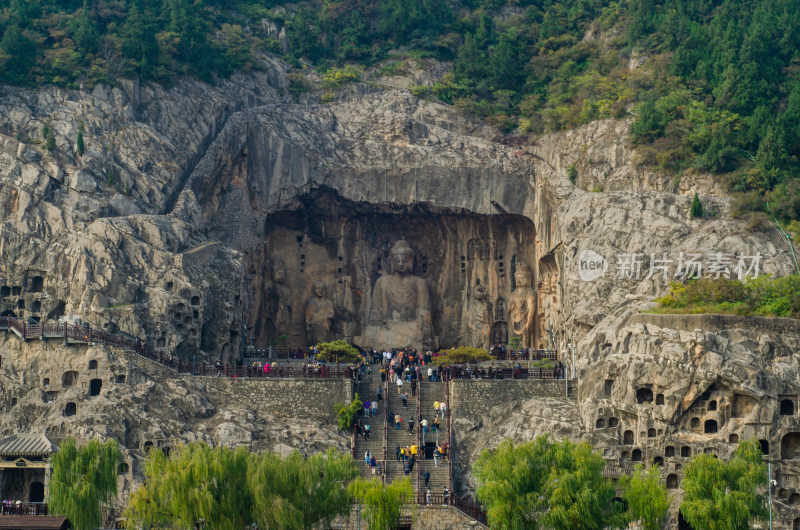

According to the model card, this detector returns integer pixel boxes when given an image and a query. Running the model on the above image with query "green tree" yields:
[348,477,413,530]
[316,339,362,363]
[0,24,36,79]
[120,1,160,78]
[432,346,491,366]
[44,128,56,151]
[125,442,252,528]
[474,437,552,529]
[540,440,628,530]
[249,448,358,529]
[125,442,357,529]
[474,436,627,530]
[334,392,364,431]
[680,438,768,530]
[620,464,669,530]
[68,7,99,56]
[76,122,84,157]
[690,192,704,219]
[49,438,122,530]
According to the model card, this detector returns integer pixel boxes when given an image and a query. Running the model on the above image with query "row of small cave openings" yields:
[635,385,798,417]
[0,276,44,297]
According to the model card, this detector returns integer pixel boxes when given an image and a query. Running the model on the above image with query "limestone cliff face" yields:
[1,57,800,523]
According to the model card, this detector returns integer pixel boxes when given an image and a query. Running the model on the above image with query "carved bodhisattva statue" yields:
[508,263,537,348]
[305,280,334,346]
[466,284,491,350]
[364,239,433,349]
[270,259,292,335]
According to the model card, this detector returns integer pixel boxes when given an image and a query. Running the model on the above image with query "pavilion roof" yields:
[0,435,57,457]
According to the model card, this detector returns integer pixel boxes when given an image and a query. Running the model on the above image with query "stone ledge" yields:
[628,312,800,335]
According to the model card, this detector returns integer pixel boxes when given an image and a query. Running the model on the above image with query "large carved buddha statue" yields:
[363,239,433,349]
[508,263,537,348]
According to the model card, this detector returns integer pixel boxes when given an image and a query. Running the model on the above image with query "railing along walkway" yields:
[0,316,354,380]
[1,502,48,515]
[446,366,566,380]
[489,349,557,361]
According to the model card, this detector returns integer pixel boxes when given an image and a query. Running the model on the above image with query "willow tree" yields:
[539,440,628,530]
[248,447,358,529]
[125,442,253,528]
[620,464,669,530]
[348,477,413,530]
[125,443,357,529]
[473,437,553,529]
[49,437,122,530]
[680,439,767,530]
[474,436,628,530]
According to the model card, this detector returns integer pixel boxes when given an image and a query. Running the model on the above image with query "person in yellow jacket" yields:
[410,444,418,457]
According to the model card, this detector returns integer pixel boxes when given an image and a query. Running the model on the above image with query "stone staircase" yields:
[353,366,387,480]
[351,367,452,496]
[418,378,450,495]
[384,375,421,487]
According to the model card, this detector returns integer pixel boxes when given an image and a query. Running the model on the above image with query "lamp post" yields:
[768,461,775,530]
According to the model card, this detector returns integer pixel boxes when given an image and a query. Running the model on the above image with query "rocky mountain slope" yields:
[1,56,799,524]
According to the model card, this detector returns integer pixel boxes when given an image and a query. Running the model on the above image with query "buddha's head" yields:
[514,263,532,288]
[474,284,486,301]
[313,280,327,297]
[273,259,287,283]
[389,239,415,275]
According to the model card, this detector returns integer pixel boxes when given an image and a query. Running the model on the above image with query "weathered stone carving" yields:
[508,263,537,348]
[364,239,433,348]
[466,284,491,349]
[304,280,334,346]
[270,259,292,336]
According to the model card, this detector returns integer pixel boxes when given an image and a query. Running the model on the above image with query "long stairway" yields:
[384,374,420,487]
[418,376,450,496]
[352,366,387,480]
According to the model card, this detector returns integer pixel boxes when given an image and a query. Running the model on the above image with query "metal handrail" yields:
[0,503,48,515]
[447,366,566,380]
[383,364,388,486]
[447,377,452,498]
[416,367,422,495]
[0,316,355,380]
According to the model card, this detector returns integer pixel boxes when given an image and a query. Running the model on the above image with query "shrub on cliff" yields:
[316,340,362,363]
[654,275,800,318]
[334,393,364,431]
[432,346,491,366]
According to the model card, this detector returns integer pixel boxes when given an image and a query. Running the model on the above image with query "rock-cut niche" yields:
[247,190,544,350]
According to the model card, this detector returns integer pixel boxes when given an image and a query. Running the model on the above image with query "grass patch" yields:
[650,276,800,319]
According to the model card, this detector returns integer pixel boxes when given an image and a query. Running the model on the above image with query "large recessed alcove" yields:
[246,189,548,350]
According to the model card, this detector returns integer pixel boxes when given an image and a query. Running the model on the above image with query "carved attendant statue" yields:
[305,280,334,346]
[466,284,491,349]
[508,263,537,348]
[270,259,292,333]
[365,239,433,348]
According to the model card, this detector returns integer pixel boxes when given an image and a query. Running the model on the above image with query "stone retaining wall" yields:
[197,376,353,420]
[128,352,354,424]
[450,379,573,423]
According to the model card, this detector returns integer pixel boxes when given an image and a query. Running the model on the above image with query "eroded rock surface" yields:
[1,57,799,525]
